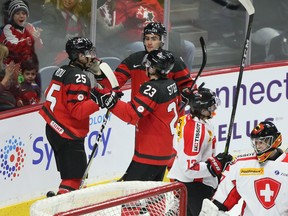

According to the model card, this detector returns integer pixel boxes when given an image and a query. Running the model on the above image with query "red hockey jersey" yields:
[39,64,99,140]
[111,78,181,166]
[100,51,192,99]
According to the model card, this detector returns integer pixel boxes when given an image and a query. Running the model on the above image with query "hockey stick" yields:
[191,37,207,89]
[179,36,207,112]
[224,0,255,154]
[79,62,119,189]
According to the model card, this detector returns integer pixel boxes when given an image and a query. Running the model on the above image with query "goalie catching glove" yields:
[90,86,123,109]
[206,152,233,178]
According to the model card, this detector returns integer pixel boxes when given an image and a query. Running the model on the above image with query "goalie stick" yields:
[179,36,207,112]
[79,62,119,189]
[224,0,255,154]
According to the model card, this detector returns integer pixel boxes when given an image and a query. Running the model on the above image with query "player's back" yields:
[132,78,181,166]
[39,65,95,139]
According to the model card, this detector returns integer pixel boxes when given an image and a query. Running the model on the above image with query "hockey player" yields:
[92,49,181,181]
[167,86,233,216]
[96,22,193,173]
[97,22,193,106]
[39,37,101,195]
[199,121,288,216]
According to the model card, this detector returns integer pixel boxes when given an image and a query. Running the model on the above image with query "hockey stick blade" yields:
[99,62,119,88]
[239,0,255,15]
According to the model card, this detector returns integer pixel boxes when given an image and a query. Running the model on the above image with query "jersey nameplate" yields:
[55,68,66,77]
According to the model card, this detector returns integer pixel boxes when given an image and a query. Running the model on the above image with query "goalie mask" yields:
[189,86,220,119]
[142,49,175,77]
[143,22,167,48]
[250,121,282,163]
[65,37,96,61]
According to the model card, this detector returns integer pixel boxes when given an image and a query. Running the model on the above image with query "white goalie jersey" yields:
[213,152,288,215]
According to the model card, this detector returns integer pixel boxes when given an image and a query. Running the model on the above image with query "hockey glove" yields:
[206,153,233,178]
[87,58,103,77]
[181,87,191,104]
[91,87,123,109]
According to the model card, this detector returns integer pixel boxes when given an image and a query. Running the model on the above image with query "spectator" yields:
[96,0,195,71]
[0,44,22,111]
[168,85,232,216]
[199,121,288,216]
[40,0,89,67]
[18,59,41,106]
[0,0,43,65]
[251,0,288,62]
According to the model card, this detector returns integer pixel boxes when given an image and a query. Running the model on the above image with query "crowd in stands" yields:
[0,0,195,112]
[0,0,287,112]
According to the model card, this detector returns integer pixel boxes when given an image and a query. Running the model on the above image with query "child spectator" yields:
[0,43,22,111]
[17,59,41,106]
[0,0,43,65]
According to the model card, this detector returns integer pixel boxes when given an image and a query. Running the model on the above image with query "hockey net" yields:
[30,181,187,216]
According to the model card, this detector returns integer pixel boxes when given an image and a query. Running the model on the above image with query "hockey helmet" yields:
[142,49,175,76]
[143,22,167,46]
[65,37,96,61]
[189,86,220,118]
[250,121,282,163]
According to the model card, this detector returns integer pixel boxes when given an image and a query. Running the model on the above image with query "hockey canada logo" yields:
[0,136,26,181]
[254,177,281,209]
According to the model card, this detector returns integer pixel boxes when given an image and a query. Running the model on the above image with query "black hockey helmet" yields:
[189,85,220,118]
[142,49,175,76]
[65,37,96,61]
[250,121,282,163]
[143,22,167,46]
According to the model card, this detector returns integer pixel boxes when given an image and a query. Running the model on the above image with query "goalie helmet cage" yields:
[30,181,187,216]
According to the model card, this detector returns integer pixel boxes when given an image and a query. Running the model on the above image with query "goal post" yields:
[30,181,187,216]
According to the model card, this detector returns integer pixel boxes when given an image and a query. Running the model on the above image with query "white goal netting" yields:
[30,181,187,216]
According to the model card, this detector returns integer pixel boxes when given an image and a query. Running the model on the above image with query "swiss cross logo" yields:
[254,178,281,209]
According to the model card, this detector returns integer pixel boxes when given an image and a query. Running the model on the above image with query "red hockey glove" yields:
[206,153,233,178]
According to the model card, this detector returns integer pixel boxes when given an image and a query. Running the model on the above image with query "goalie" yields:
[199,121,288,215]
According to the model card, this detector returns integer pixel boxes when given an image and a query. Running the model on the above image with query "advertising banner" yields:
[0,65,287,207]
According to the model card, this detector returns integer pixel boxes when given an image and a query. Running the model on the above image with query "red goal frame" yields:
[55,182,187,216]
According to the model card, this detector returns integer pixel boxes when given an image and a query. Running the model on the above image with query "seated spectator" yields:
[0,44,22,111]
[0,0,43,66]
[251,0,288,62]
[40,0,89,67]
[18,59,41,106]
[95,0,195,71]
